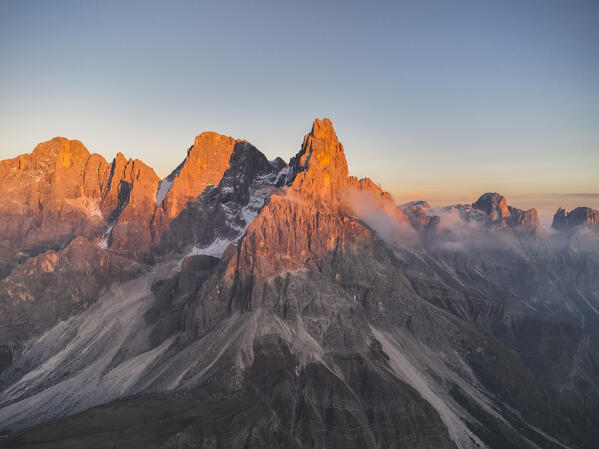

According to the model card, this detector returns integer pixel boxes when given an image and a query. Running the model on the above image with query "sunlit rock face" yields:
[2,119,599,449]
[0,131,251,265]
[288,118,350,207]
[151,132,238,243]
[157,140,283,255]
[0,138,164,263]
[103,156,160,259]
[0,138,109,269]
[0,139,153,355]
[226,118,408,282]
[472,192,511,219]
[552,206,599,231]
[0,133,238,354]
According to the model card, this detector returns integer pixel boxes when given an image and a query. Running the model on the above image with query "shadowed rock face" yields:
[157,140,281,254]
[1,119,599,449]
[552,206,599,231]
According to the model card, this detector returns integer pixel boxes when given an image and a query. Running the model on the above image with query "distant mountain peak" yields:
[552,206,599,231]
[444,192,539,234]
[472,192,511,219]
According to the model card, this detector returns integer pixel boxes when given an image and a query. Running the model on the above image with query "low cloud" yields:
[347,189,599,257]
[347,189,418,249]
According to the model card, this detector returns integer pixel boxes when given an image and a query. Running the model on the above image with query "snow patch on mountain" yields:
[187,237,233,258]
[99,223,115,250]
[155,180,173,204]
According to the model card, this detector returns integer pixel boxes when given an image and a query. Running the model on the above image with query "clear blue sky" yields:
[1,0,598,215]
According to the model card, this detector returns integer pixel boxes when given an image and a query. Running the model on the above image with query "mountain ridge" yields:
[1,119,598,449]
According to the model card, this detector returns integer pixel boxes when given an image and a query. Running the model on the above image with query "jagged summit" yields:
[552,206,599,231]
[399,201,437,230]
[3,123,599,449]
[472,192,511,219]
[445,192,539,234]
[150,131,241,245]
[286,118,409,231]
[288,118,350,205]
[30,137,90,164]
[159,132,239,215]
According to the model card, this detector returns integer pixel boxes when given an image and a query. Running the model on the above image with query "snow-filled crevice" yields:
[155,180,173,205]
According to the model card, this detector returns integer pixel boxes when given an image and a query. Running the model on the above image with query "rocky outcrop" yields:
[158,141,282,253]
[287,118,350,207]
[105,157,160,259]
[0,138,110,272]
[3,119,599,449]
[226,119,408,283]
[446,192,539,235]
[0,138,164,263]
[400,201,440,231]
[0,236,141,350]
[472,192,511,219]
[552,206,599,231]
[152,132,239,242]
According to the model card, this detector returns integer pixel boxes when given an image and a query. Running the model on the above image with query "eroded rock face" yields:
[0,237,141,348]
[288,118,350,206]
[158,141,282,253]
[0,130,284,363]
[106,158,160,259]
[0,138,110,273]
[2,119,599,449]
[0,138,165,264]
[225,118,408,284]
[552,206,599,231]
[152,132,239,242]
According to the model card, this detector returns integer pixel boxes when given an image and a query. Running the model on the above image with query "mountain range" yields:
[0,118,598,449]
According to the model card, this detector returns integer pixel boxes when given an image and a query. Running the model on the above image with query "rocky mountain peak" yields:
[151,131,240,244]
[445,192,539,235]
[31,137,90,165]
[472,192,511,219]
[552,206,599,231]
[161,131,238,217]
[4,124,599,449]
[399,201,438,230]
[289,118,349,205]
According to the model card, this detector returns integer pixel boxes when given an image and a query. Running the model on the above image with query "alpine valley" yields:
[0,119,598,449]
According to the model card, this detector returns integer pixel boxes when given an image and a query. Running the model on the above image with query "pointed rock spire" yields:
[289,118,350,207]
